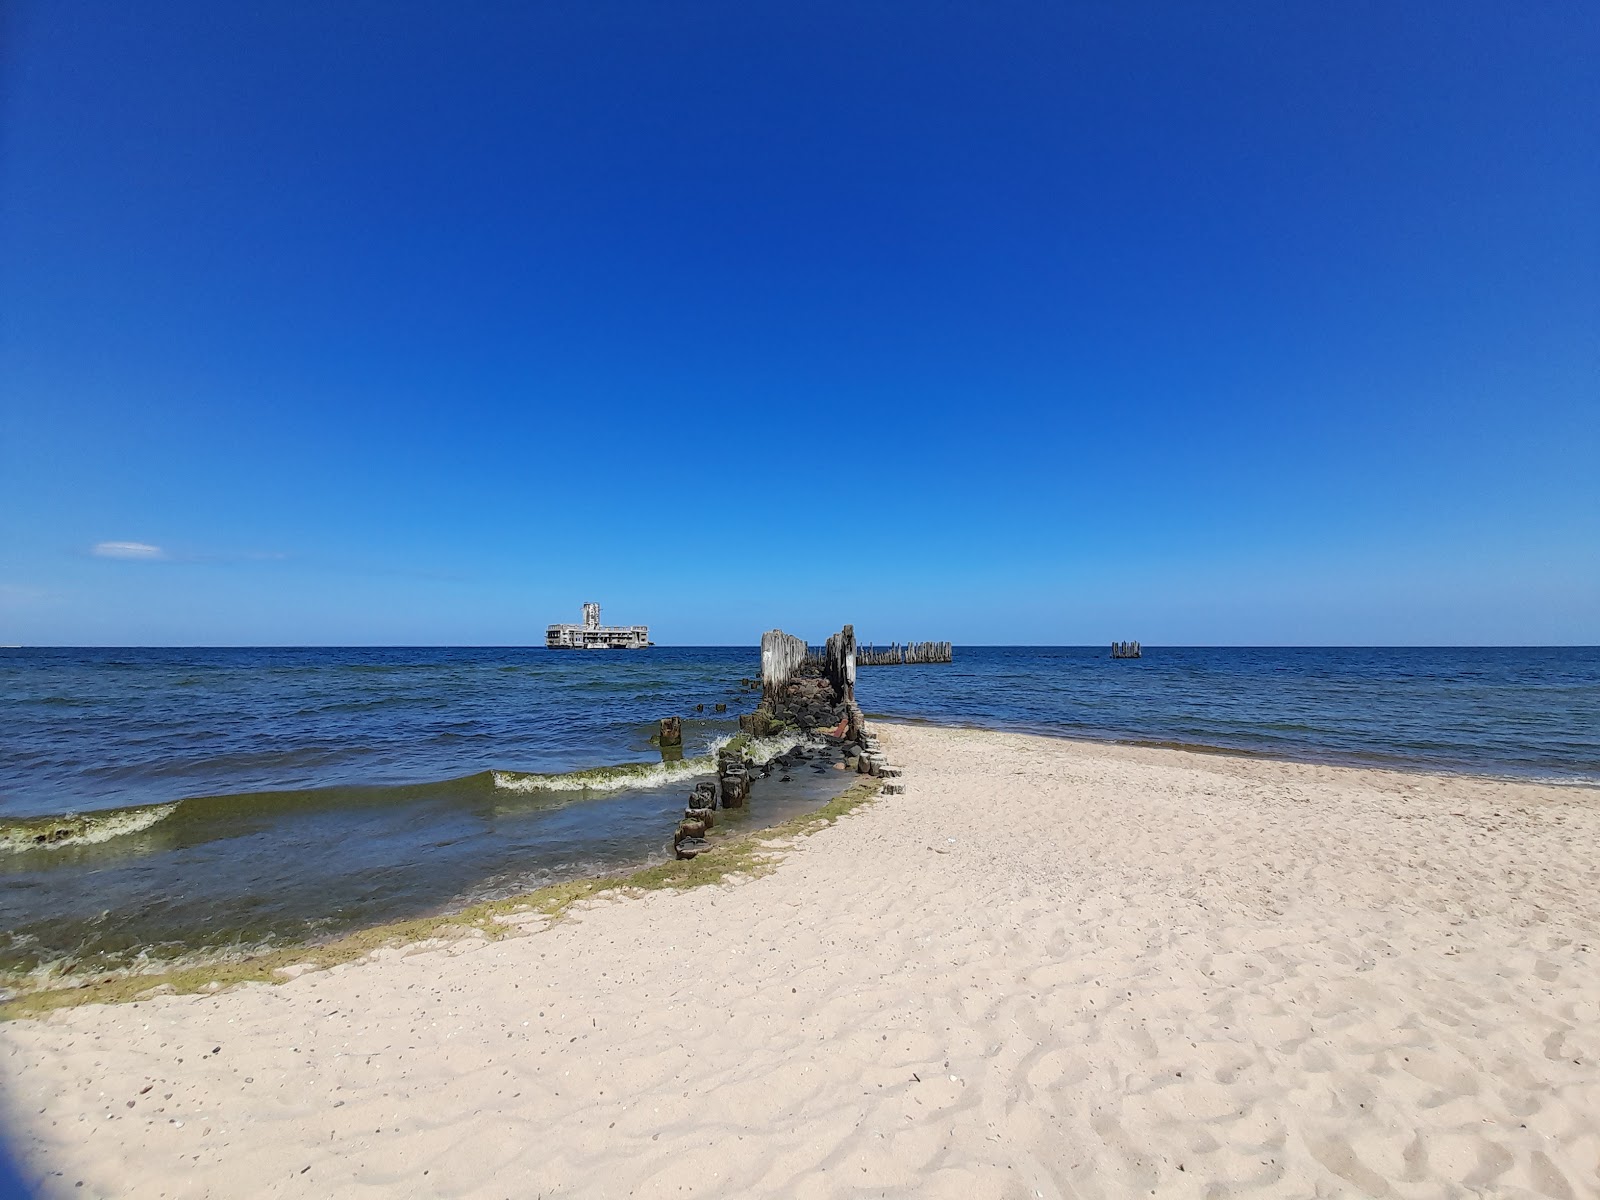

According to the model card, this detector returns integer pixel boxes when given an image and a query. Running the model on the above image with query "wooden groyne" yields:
[752,625,860,738]
[857,641,952,666]
[666,623,905,860]
[1111,641,1142,659]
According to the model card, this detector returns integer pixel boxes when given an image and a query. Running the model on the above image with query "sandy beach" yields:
[5,723,1598,1199]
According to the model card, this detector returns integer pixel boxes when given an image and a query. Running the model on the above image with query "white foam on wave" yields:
[712,730,818,765]
[0,803,179,855]
[492,756,716,794]
[490,731,819,795]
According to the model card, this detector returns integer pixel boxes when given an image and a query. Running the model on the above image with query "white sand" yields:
[5,724,1599,1199]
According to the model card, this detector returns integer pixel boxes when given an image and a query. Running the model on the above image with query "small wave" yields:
[715,730,817,765]
[492,756,716,793]
[0,804,179,855]
[490,731,816,795]
[1,733,827,857]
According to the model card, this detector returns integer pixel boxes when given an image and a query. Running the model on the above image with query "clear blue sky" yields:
[2,2,1595,646]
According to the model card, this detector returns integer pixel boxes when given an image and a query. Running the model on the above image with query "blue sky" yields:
[2,2,1596,646]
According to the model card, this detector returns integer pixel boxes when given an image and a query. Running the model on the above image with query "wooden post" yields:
[824,623,856,703]
[760,629,807,702]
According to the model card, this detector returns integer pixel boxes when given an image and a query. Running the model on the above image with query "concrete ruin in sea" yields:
[545,602,650,650]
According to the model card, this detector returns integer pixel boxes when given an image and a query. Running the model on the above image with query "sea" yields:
[2,645,1596,991]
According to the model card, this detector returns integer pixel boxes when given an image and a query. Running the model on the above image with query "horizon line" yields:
[3,644,1596,652]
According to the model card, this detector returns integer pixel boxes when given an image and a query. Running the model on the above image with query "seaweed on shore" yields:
[1,778,883,1020]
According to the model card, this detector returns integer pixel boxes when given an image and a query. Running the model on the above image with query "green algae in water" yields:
[2,777,884,1020]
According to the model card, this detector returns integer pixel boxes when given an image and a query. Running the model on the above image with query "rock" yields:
[675,837,709,860]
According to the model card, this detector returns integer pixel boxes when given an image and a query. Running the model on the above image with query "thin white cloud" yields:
[92,541,167,560]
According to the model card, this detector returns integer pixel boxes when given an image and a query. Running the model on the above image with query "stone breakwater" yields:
[671,625,904,859]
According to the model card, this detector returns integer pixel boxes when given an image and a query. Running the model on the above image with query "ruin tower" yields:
[547,601,648,648]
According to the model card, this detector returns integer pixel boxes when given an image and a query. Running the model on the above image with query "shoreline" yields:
[0,730,843,991]
[0,776,885,1019]
[5,722,1596,1197]
[869,712,1600,788]
[7,711,1594,1013]
[8,712,1596,1012]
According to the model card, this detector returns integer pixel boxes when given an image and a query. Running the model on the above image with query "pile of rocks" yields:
[739,672,851,740]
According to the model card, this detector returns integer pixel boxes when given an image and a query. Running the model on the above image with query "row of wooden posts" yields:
[855,641,953,666]
[1111,641,1142,659]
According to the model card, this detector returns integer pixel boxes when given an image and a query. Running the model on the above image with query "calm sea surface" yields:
[2,645,1595,986]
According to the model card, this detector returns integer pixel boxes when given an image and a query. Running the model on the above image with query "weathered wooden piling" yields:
[760,629,808,701]
[716,742,752,808]
[1110,641,1142,659]
[659,717,682,746]
[825,624,856,703]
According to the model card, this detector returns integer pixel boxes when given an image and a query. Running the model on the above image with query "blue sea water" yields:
[1,645,1595,987]
[857,645,1600,782]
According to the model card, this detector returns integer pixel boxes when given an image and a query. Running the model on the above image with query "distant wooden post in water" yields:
[856,641,952,666]
[657,715,684,762]
[1110,641,1142,659]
